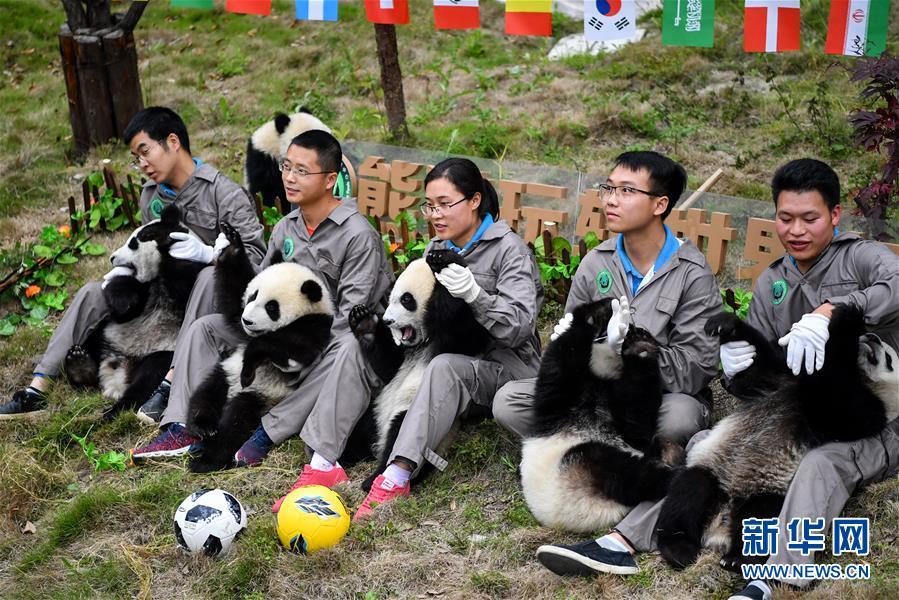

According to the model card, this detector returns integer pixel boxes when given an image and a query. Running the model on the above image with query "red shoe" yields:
[271,464,349,513]
[352,474,410,522]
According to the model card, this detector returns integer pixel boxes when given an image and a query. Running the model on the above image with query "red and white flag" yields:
[365,0,409,25]
[434,1,480,30]
[744,0,801,53]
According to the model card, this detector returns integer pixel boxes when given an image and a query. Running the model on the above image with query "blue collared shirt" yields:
[447,213,494,255]
[616,224,682,296]
[158,157,202,198]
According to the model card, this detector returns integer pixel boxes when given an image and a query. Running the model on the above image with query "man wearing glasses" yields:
[1,106,265,420]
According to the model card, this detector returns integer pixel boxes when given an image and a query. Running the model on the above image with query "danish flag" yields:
[365,0,410,25]
[744,0,801,53]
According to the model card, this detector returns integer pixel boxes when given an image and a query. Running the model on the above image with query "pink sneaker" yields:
[352,474,410,522]
[271,464,349,513]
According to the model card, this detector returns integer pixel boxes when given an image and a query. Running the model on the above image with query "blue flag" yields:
[296,0,338,21]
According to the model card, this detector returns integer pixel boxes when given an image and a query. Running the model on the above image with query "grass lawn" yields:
[1,0,898,598]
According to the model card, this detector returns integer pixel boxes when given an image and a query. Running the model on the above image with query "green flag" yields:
[662,0,715,48]
[171,0,214,8]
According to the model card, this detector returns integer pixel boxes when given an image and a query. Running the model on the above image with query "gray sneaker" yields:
[136,380,170,425]
[0,388,48,420]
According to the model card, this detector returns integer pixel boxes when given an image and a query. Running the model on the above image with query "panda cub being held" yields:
[348,249,491,491]
[64,205,206,420]
[520,298,677,533]
[185,223,334,473]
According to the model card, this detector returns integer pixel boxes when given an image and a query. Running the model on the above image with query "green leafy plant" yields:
[721,287,753,320]
[71,431,128,472]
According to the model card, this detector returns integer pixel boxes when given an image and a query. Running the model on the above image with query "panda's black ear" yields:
[160,204,181,227]
[300,280,323,303]
[274,113,291,135]
[269,249,284,265]
[298,106,312,115]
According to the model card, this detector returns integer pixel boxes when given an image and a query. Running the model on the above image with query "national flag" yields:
[434,1,480,30]
[296,0,338,21]
[225,0,272,16]
[825,0,890,57]
[662,0,716,47]
[506,0,553,36]
[584,1,637,43]
[744,0,800,53]
[171,0,214,8]
[365,0,410,25]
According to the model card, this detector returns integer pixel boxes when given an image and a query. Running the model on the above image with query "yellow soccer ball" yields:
[275,485,350,554]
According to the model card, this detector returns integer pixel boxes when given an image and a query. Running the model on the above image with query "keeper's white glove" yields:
[101,265,135,289]
[550,313,573,342]
[606,296,632,354]
[169,232,214,264]
[211,232,230,261]
[434,263,482,304]
[778,313,830,376]
[720,341,756,378]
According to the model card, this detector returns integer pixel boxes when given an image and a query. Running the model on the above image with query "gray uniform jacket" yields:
[264,201,394,335]
[566,238,721,397]
[427,219,544,377]
[748,232,899,352]
[139,163,266,265]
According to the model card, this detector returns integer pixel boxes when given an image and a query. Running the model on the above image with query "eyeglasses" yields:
[278,162,334,178]
[131,141,162,167]
[598,183,660,200]
[420,197,469,216]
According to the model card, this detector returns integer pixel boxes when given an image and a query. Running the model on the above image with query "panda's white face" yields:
[240,263,333,336]
[383,259,435,347]
[858,333,899,421]
[110,218,190,283]
[249,112,331,159]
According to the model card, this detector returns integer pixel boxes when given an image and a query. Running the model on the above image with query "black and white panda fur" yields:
[655,306,899,571]
[244,109,331,213]
[185,223,334,473]
[520,299,678,532]
[64,205,205,420]
[348,249,491,491]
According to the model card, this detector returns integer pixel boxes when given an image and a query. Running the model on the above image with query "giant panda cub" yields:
[655,306,899,571]
[185,223,334,473]
[520,299,676,533]
[348,249,491,491]
[244,109,331,213]
[64,205,205,420]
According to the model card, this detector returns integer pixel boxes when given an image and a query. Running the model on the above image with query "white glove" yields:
[434,263,482,304]
[550,313,573,342]
[720,340,756,378]
[101,265,135,289]
[212,232,230,261]
[606,296,632,354]
[778,313,830,376]
[169,232,214,264]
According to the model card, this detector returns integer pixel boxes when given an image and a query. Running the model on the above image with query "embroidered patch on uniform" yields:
[772,279,788,305]
[596,269,613,294]
[149,197,164,219]
[282,237,295,259]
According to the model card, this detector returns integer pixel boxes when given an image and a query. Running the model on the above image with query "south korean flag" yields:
[584,1,637,43]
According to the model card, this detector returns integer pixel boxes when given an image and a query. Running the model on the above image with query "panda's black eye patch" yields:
[265,300,280,322]
[247,290,258,303]
[400,292,417,312]
[128,237,138,250]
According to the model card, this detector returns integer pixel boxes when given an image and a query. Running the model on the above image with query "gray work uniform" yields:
[34,163,265,377]
[493,237,721,444]
[616,234,899,589]
[304,219,543,469]
[160,201,394,445]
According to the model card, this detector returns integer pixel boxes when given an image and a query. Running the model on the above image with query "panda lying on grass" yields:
[185,223,334,473]
[347,249,491,491]
[64,205,205,420]
[520,298,678,533]
[655,306,899,571]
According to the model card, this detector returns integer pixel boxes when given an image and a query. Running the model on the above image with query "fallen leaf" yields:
[450,499,456,511]
[21,521,37,535]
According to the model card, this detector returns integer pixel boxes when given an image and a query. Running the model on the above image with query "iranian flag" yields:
[434,1,480,30]
[825,0,891,57]
[744,0,800,53]
[365,0,410,25]
[506,0,553,36]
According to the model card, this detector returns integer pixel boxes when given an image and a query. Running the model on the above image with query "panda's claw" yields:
[64,345,98,387]
[704,313,741,340]
[218,222,245,254]
[349,304,376,333]
[426,249,466,274]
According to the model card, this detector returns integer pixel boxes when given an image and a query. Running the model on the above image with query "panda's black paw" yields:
[217,221,246,261]
[64,345,98,387]
[426,249,466,274]
[646,435,686,467]
[101,404,122,422]
[239,365,257,389]
[349,304,379,345]
[572,299,614,334]
[658,534,701,570]
[189,455,228,474]
[622,327,660,359]
[704,313,744,342]
[186,413,218,440]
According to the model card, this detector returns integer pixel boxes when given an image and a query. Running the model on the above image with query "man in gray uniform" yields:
[0,106,265,420]
[493,150,721,446]
[130,130,394,465]
[537,159,899,600]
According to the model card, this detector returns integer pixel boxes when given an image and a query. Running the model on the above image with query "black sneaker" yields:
[728,582,771,600]
[536,539,639,576]
[136,380,170,425]
[0,388,48,420]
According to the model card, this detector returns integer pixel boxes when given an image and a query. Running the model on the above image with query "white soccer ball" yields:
[174,488,247,556]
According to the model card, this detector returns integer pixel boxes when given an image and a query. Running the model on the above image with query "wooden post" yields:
[68,196,79,235]
[73,34,116,145]
[82,180,91,212]
[102,29,143,137]
[58,25,90,156]
[373,24,409,142]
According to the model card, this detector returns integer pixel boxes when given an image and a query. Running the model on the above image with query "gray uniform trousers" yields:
[492,377,710,446]
[35,266,216,377]
[615,419,899,588]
